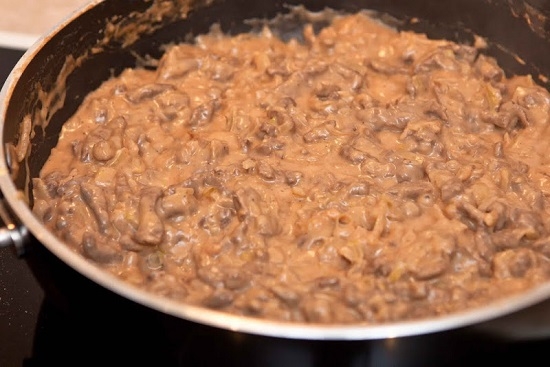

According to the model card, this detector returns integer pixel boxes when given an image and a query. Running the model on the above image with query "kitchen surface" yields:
[0,0,90,49]
[1,1,550,366]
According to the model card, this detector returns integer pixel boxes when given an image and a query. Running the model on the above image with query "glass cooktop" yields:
[1,46,550,367]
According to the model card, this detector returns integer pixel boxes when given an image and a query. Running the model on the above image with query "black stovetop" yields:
[1,46,550,367]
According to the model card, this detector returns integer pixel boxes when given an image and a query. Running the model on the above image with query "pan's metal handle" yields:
[0,198,29,256]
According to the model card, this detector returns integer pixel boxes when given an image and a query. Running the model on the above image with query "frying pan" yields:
[1,0,550,340]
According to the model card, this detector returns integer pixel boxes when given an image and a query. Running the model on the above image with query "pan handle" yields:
[0,198,29,256]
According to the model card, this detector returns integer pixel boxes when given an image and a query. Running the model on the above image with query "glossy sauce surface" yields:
[33,13,550,324]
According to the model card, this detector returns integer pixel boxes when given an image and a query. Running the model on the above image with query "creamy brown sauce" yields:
[32,12,550,324]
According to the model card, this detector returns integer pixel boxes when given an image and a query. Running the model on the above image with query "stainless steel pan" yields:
[2,0,550,340]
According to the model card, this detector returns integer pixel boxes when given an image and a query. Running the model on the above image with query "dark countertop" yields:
[0,247,42,366]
